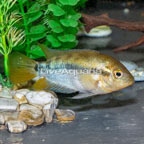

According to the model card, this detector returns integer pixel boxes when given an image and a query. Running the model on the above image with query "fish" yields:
[8,44,134,99]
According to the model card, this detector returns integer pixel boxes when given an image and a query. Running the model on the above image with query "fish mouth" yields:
[117,78,135,92]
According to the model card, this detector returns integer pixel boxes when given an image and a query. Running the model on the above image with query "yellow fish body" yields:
[9,45,134,99]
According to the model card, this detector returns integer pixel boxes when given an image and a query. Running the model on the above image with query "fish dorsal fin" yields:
[38,44,99,60]
[38,44,63,59]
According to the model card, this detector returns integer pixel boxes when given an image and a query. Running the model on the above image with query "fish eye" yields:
[114,70,123,78]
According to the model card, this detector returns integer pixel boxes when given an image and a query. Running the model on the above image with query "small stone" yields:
[0,125,6,130]
[26,91,56,106]
[15,89,30,95]
[20,104,41,112]
[0,87,12,99]
[123,8,130,14]
[6,120,27,133]
[0,85,2,91]
[55,109,75,121]
[13,89,29,104]
[18,107,44,126]
[43,99,58,123]
[0,98,19,111]
[0,112,19,124]
[14,93,28,104]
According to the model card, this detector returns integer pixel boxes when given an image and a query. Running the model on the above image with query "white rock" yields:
[15,89,30,96]
[18,110,44,126]
[26,91,55,106]
[43,99,58,123]
[0,87,12,98]
[0,98,19,111]
[6,120,27,133]
[0,112,19,124]
[19,104,44,126]
[55,109,75,121]
[0,85,2,91]
[20,104,42,118]
[13,90,28,104]
[0,113,5,124]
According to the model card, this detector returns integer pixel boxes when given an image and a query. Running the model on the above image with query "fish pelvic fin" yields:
[32,77,50,90]
[9,52,37,84]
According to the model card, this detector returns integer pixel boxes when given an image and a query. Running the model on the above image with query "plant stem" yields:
[4,54,9,78]
[18,0,30,52]
[0,14,9,77]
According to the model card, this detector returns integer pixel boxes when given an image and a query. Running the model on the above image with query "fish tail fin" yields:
[9,52,38,84]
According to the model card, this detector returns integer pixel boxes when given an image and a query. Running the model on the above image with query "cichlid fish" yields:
[9,44,134,99]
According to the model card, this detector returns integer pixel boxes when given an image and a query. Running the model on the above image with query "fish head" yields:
[100,58,135,93]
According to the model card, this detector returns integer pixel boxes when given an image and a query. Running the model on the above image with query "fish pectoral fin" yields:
[32,77,50,90]
[71,92,95,99]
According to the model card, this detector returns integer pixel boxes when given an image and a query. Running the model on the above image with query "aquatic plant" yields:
[44,0,87,50]
[16,0,87,59]
[0,0,87,87]
[0,0,25,86]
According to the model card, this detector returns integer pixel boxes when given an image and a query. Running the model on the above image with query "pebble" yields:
[18,109,44,126]
[55,109,75,122]
[6,120,27,133]
[26,91,55,106]
[123,8,130,14]
[0,85,2,91]
[0,112,19,124]
[13,89,29,104]
[20,104,41,112]
[0,98,19,111]
[0,125,6,130]
[0,87,13,98]
[43,100,58,123]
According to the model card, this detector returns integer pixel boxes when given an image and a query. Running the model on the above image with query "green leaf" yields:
[60,19,78,27]
[48,20,63,33]
[22,0,28,4]
[65,27,78,34]
[77,0,88,7]
[28,3,41,13]
[62,40,78,49]
[27,11,43,24]
[30,25,46,35]
[48,4,65,16]
[68,13,81,20]
[59,0,80,6]
[28,45,45,59]
[58,34,76,42]
[47,35,61,47]
[31,33,46,42]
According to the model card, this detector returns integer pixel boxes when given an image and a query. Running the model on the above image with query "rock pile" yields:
[0,87,75,133]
